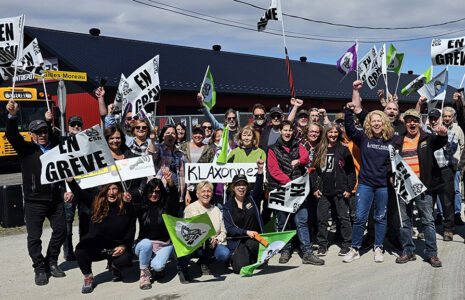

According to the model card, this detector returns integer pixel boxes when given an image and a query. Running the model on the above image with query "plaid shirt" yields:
[421,123,458,168]
[129,139,149,156]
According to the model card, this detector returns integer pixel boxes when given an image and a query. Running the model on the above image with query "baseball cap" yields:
[68,115,83,126]
[232,174,248,185]
[403,109,420,120]
[269,106,283,115]
[29,120,48,132]
[428,109,441,119]
[192,124,205,135]
[297,109,309,117]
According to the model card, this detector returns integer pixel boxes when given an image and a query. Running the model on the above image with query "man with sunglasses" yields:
[251,103,267,136]
[6,99,66,285]
[201,121,213,144]
[105,103,139,131]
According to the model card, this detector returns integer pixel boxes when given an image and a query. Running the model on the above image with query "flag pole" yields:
[439,67,448,126]
[41,75,51,111]
[394,185,404,228]
[394,57,404,96]
[356,41,359,81]
[460,72,465,88]
[113,161,128,194]
[10,15,25,103]
[279,4,296,99]
[282,212,292,232]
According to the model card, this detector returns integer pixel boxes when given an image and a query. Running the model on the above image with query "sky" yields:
[5,0,465,88]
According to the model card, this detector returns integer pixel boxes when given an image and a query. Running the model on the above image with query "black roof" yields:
[25,26,456,103]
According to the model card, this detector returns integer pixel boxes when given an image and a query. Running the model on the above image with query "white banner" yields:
[1,38,45,81]
[122,55,161,115]
[114,73,127,113]
[40,125,114,184]
[431,37,465,66]
[418,68,448,114]
[268,173,310,213]
[362,45,384,89]
[185,163,264,184]
[0,15,24,65]
[257,0,282,32]
[357,46,377,79]
[389,145,427,204]
[74,155,156,189]
[14,57,58,82]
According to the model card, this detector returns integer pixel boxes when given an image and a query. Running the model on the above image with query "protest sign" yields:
[401,67,432,96]
[257,0,282,31]
[114,74,127,112]
[336,42,358,75]
[15,57,58,83]
[389,145,427,204]
[0,15,24,65]
[122,55,161,115]
[417,68,448,113]
[200,65,216,110]
[74,155,156,189]
[357,46,377,79]
[1,38,44,81]
[431,37,465,66]
[185,163,263,184]
[40,125,114,184]
[268,173,310,213]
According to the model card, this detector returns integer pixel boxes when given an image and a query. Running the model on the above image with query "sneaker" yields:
[279,250,292,264]
[317,247,328,257]
[428,256,442,268]
[177,269,191,284]
[81,274,94,294]
[417,232,425,240]
[139,268,152,290]
[395,254,416,264]
[199,263,212,276]
[435,214,443,225]
[49,264,66,278]
[455,213,465,226]
[443,231,454,242]
[35,271,49,286]
[302,252,325,265]
[374,247,384,263]
[342,248,360,263]
[338,247,350,256]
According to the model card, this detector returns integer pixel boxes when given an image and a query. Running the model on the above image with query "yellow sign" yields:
[35,70,87,82]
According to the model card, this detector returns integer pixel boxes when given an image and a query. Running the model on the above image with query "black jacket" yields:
[310,143,356,196]
[390,129,447,192]
[6,116,62,202]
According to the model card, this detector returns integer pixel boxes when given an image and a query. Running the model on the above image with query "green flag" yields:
[240,230,296,276]
[200,65,216,110]
[401,67,432,96]
[386,43,397,67]
[216,125,229,164]
[388,53,404,75]
[162,213,216,257]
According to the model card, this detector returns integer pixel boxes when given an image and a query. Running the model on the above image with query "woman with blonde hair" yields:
[228,125,266,163]
[342,93,394,263]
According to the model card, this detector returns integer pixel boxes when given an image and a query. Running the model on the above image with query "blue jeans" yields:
[399,193,437,259]
[351,184,388,248]
[134,239,174,271]
[276,202,312,253]
[454,170,462,214]
[177,244,230,270]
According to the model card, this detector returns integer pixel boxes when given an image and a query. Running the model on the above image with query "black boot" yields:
[177,268,191,284]
[49,264,66,278]
[35,271,49,286]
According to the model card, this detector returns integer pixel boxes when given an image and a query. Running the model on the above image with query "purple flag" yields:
[336,43,358,75]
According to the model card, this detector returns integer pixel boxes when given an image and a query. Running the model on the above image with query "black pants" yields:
[308,194,319,243]
[231,239,259,274]
[63,202,91,257]
[317,194,352,249]
[432,167,456,233]
[386,185,401,242]
[24,200,66,272]
[75,240,132,275]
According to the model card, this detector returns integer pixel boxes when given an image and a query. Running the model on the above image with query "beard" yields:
[254,119,265,126]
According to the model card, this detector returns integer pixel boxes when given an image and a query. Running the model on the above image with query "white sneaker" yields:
[374,247,384,263]
[342,247,360,263]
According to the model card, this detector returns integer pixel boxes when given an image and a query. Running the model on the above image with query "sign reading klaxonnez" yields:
[35,70,87,81]
[185,163,264,184]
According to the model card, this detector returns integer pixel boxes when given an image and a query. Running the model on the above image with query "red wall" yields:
[51,93,101,129]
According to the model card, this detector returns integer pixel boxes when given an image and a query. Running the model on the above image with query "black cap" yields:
[232,174,248,185]
[192,124,205,135]
[297,109,309,117]
[28,120,48,132]
[68,115,83,126]
[269,106,283,115]
[428,109,441,119]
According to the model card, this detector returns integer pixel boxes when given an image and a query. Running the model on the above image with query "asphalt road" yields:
[1,224,465,300]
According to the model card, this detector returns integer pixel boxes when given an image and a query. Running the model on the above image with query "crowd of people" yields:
[5,80,465,293]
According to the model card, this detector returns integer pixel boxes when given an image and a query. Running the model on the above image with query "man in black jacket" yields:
[6,99,66,285]
[391,109,448,267]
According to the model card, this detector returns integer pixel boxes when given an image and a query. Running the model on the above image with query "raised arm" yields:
[352,80,363,114]
[95,87,107,117]
[287,98,303,123]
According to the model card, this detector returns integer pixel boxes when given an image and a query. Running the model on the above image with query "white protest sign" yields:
[185,163,264,184]
[389,145,427,204]
[0,15,24,65]
[2,38,45,81]
[15,57,58,83]
[431,37,465,66]
[268,173,310,213]
[74,155,156,189]
[114,73,127,113]
[40,125,114,184]
[357,46,377,79]
[361,46,384,89]
[123,55,161,115]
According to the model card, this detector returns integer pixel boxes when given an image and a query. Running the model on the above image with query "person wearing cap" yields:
[416,98,458,242]
[294,109,309,144]
[179,124,214,204]
[223,159,265,273]
[5,99,66,285]
[390,108,448,267]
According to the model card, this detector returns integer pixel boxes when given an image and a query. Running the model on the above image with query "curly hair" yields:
[234,124,259,148]
[313,124,342,169]
[91,183,125,223]
[363,110,394,141]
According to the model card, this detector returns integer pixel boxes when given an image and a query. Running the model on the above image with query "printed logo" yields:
[175,221,211,246]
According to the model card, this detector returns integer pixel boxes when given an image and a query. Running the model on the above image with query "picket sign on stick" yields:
[460,72,465,88]
[281,213,292,233]
[113,161,128,193]
[41,75,50,111]
[394,191,403,228]
[8,15,25,104]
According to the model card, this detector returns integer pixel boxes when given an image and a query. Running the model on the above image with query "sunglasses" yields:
[202,126,212,130]
[33,129,48,135]
[271,114,282,120]
[126,116,139,121]
[135,126,147,130]
[70,122,82,127]
[254,114,265,119]
[227,117,237,121]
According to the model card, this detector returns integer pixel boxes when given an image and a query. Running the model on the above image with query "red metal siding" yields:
[51,93,100,128]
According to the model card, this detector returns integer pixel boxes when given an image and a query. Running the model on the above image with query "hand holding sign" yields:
[453,92,462,103]
[246,230,258,239]
[418,96,428,106]
[123,192,132,203]
[45,111,52,122]
[436,125,448,136]
[6,99,19,116]
[95,86,105,99]
[107,103,115,116]
[196,92,205,107]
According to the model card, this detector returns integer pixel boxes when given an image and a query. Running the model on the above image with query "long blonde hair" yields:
[363,110,394,141]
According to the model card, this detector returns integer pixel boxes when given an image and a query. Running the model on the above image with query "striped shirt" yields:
[401,135,420,178]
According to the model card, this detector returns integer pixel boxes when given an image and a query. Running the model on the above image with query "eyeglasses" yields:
[405,119,420,124]
[202,126,212,130]
[271,114,282,120]
[126,116,139,121]
[135,126,148,130]
[227,117,237,121]
[254,114,265,119]
[308,130,320,134]
[70,122,82,127]
[33,129,48,135]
